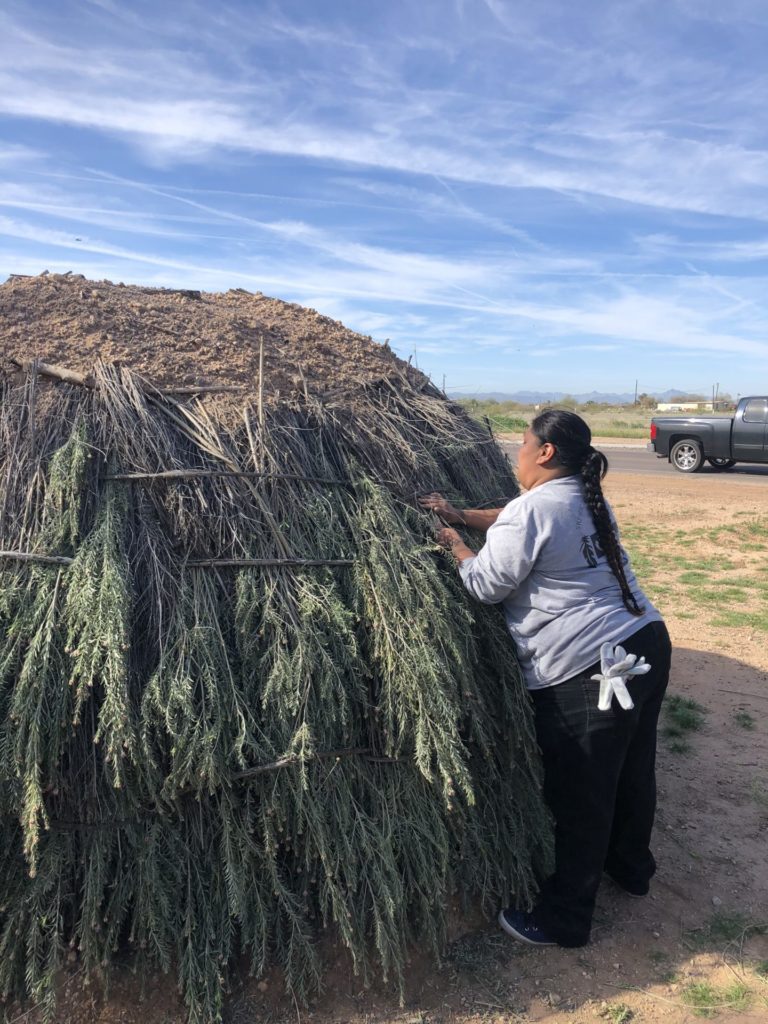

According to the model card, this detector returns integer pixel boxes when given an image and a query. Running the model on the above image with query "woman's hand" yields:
[436,527,463,550]
[418,492,464,524]
[435,527,476,564]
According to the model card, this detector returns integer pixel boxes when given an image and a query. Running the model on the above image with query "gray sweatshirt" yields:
[458,476,662,690]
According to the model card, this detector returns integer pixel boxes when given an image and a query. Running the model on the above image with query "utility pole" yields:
[633,379,638,405]
[442,373,446,394]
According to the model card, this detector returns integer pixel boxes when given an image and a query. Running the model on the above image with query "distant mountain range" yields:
[448,389,692,405]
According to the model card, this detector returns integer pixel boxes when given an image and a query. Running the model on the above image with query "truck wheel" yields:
[707,458,736,470]
[670,439,704,472]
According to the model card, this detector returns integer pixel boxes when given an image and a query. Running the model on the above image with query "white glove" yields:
[591,642,652,711]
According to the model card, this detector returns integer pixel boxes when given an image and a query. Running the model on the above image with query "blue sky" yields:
[1,0,768,397]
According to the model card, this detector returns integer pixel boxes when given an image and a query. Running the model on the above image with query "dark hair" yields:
[530,408,643,616]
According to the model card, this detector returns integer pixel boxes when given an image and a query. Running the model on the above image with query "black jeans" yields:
[530,620,671,946]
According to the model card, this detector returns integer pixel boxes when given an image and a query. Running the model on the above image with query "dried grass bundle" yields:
[0,361,550,1023]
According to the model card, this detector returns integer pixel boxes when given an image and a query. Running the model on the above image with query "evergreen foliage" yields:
[0,362,551,1022]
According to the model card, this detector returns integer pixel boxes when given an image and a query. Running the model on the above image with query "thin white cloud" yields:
[0,142,43,166]
[0,183,227,239]
[1,8,768,219]
[343,176,539,243]
[638,231,768,264]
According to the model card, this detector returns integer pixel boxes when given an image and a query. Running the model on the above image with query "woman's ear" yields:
[536,441,558,466]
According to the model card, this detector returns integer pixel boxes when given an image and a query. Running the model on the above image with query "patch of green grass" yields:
[602,1003,633,1023]
[680,981,751,1018]
[627,550,653,577]
[710,610,768,631]
[678,571,710,584]
[714,575,758,588]
[681,982,720,1018]
[734,709,756,730]
[663,694,707,738]
[624,516,768,627]
[711,558,738,572]
[688,586,748,605]
[705,517,768,551]
[669,556,737,573]
[708,910,754,943]
[668,738,691,754]
[754,959,768,978]
[444,930,509,973]
[647,949,677,982]
[709,525,739,537]
[688,588,723,604]
[485,414,529,432]
[685,910,757,951]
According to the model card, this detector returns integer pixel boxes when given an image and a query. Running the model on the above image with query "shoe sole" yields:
[497,909,557,946]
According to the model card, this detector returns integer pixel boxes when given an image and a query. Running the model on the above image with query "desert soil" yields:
[26,469,767,1024]
[0,273,416,402]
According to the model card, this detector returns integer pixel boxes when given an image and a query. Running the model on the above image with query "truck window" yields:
[743,399,767,423]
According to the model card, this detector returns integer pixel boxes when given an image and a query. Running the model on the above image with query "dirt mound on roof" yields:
[0,272,416,398]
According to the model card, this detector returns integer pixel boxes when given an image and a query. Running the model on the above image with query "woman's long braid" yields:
[530,409,644,617]
[580,450,644,616]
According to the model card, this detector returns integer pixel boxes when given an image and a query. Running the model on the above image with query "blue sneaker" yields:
[498,908,557,946]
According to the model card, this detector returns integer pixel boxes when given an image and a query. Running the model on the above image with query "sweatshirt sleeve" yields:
[458,498,544,604]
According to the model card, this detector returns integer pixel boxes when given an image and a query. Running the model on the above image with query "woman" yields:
[419,409,671,948]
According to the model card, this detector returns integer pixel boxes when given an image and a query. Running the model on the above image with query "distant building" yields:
[656,402,712,412]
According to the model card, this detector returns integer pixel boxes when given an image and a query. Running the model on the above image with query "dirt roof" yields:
[0,272,420,399]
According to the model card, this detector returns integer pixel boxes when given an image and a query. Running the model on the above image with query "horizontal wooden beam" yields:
[0,550,74,566]
[186,558,353,569]
[0,551,352,570]
[11,358,90,387]
[106,469,349,486]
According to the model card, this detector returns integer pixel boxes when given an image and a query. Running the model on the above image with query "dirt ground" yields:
[0,272,416,403]
[13,468,768,1024]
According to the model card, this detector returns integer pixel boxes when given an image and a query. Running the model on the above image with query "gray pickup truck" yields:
[648,397,768,472]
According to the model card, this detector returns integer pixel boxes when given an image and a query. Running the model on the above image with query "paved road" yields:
[499,442,768,479]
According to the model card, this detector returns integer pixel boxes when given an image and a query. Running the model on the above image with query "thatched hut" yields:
[0,274,550,1023]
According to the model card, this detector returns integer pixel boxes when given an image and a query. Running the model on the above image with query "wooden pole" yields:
[105,469,349,486]
[185,558,353,568]
[0,551,74,566]
[10,359,90,387]
[9,359,246,397]
[257,334,265,431]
